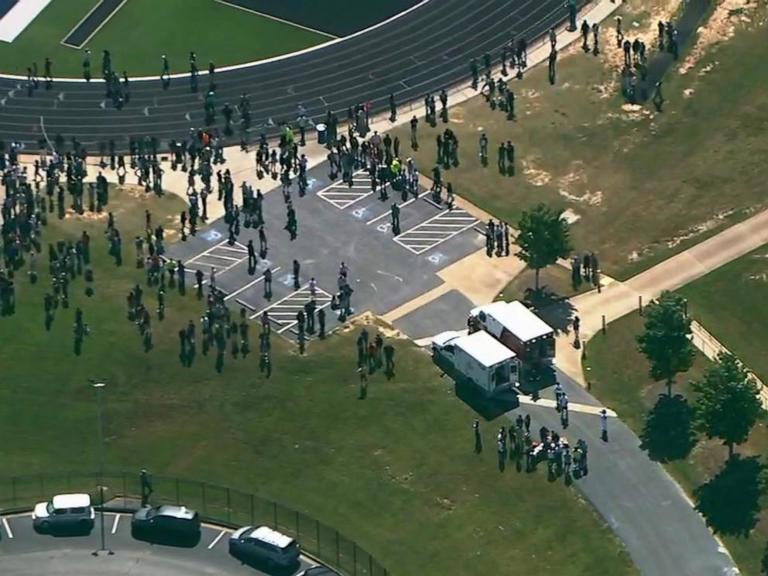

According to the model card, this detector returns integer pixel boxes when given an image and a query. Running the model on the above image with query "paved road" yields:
[165,160,484,340]
[0,512,315,576]
[0,0,575,150]
[504,368,739,576]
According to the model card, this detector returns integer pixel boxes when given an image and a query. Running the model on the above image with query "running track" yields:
[0,0,577,152]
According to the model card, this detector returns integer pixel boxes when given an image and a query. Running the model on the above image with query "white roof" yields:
[454,331,516,367]
[473,301,554,342]
[52,493,91,509]
[431,330,462,348]
[251,525,294,549]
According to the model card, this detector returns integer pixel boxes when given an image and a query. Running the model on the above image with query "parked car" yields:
[131,505,200,541]
[32,493,95,533]
[229,525,300,569]
[298,567,341,576]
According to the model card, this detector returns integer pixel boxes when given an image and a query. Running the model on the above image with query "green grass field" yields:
[585,312,768,575]
[0,0,328,77]
[389,1,768,279]
[678,246,768,384]
[0,188,635,574]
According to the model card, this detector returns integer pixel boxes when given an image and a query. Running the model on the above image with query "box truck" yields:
[431,330,519,396]
[468,300,555,364]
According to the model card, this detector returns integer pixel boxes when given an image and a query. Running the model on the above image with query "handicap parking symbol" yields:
[352,206,369,219]
[279,273,294,286]
[377,222,392,233]
[427,252,446,265]
[202,229,223,242]
[255,259,272,272]
[306,178,318,190]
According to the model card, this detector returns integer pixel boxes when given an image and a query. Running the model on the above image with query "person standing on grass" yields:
[83,49,91,81]
[161,54,170,88]
[44,57,53,89]
[358,367,368,399]
[479,132,488,164]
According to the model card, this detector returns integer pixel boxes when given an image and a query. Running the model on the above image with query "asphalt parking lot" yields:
[166,161,485,340]
[0,512,315,576]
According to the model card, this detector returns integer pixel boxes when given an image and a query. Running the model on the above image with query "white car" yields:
[229,525,300,569]
[32,493,95,532]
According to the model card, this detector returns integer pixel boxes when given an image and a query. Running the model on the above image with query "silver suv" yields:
[32,493,95,532]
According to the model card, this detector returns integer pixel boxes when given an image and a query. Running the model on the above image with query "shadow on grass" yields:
[640,394,697,462]
[521,287,575,335]
[455,380,519,421]
[694,455,766,536]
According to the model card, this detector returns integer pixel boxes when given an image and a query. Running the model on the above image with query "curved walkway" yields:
[0,0,574,151]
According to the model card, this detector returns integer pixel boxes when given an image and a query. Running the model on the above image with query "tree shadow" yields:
[521,287,575,335]
[640,394,697,462]
[694,455,766,536]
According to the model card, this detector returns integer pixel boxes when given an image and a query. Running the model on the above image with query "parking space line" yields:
[393,209,479,255]
[366,189,431,225]
[224,266,281,301]
[198,253,241,262]
[2,517,13,538]
[276,300,333,334]
[208,529,227,550]
[317,170,375,210]
[111,514,120,534]
[249,283,313,320]
[217,244,248,253]
[250,284,334,334]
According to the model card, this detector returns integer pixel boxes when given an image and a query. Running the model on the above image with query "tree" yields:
[636,291,694,396]
[761,540,768,575]
[514,203,571,290]
[693,353,763,460]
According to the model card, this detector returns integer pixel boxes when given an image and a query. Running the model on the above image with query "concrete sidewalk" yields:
[556,207,768,384]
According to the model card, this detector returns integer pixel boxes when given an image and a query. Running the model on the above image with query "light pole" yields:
[90,380,113,556]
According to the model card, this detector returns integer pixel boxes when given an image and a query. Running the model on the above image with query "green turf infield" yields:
[0,0,328,77]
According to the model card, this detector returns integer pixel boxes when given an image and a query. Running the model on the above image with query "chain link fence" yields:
[0,471,388,576]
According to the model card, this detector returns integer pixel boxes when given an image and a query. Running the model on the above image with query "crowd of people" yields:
[474,411,591,480]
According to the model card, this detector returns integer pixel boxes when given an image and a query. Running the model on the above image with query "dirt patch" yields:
[747,272,768,282]
[556,163,602,206]
[678,0,757,75]
[521,159,551,186]
[339,311,409,340]
[561,208,582,224]
[559,188,603,206]
[665,210,735,248]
